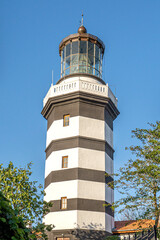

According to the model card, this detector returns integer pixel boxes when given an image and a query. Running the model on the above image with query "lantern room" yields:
[59,24,105,79]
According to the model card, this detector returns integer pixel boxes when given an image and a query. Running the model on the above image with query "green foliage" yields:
[105,235,120,240]
[0,162,54,239]
[0,191,29,240]
[107,121,160,227]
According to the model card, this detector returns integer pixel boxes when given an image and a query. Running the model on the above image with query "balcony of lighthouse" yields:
[43,75,118,108]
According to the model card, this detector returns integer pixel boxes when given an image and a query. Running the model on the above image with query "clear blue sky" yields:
[0,0,160,216]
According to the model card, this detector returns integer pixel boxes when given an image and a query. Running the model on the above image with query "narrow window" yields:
[61,197,67,209]
[63,114,70,126]
[62,156,68,168]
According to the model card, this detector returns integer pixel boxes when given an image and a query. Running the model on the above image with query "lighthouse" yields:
[42,22,119,240]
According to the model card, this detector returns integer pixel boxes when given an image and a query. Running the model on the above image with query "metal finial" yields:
[81,11,84,26]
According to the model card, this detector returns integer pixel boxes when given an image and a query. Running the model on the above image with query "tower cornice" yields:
[41,91,120,120]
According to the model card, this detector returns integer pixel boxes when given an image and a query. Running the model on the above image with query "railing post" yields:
[147,229,150,240]
[135,233,137,240]
[154,225,157,240]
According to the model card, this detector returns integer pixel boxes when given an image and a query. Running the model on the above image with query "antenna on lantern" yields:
[51,70,54,86]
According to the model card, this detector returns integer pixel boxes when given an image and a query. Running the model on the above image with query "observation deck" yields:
[43,75,117,108]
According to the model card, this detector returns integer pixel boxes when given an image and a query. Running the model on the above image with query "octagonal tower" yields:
[42,23,119,240]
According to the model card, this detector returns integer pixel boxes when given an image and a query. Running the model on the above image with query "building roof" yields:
[113,220,155,234]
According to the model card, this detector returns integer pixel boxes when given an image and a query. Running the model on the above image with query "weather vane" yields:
[81,11,84,26]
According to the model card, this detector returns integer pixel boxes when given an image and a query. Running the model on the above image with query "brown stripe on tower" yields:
[45,136,114,159]
[45,168,113,188]
[47,99,113,130]
[41,91,119,121]
[47,198,114,216]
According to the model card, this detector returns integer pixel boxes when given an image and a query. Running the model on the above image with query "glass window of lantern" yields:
[63,46,66,59]
[95,69,100,77]
[87,66,93,75]
[65,56,70,69]
[71,55,78,66]
[95,58,100,72]
[79,65,87,73]
[80,41,86,53]
[65,68,70,76]
[66,44,70,57]
[95,45,100,60]
[88,54,94,68]
[72,41,78,54]
[88,41,94,56]
[71,65,78,74]
[79,54,87,66]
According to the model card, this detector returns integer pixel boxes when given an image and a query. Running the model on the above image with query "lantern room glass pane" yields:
[95,69,99,77]
[72,41,78,54]
[63,46,66,58]
[95,59,100,71]
[79,65,87,73]
[80,41,86,53]
[87,67,93,75]
[88,54,94,67]
[65,56,70,69]
[66,44,70,57]
[79,54,87,65]
[71,65,78,74]
[95,45,100,60]
[65,68,70,75]
[71,55,78,66]
[88,42,94,56]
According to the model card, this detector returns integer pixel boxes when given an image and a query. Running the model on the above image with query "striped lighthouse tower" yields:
[42,23,119,240]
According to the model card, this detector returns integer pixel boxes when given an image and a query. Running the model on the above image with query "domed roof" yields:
[78,25,87,34]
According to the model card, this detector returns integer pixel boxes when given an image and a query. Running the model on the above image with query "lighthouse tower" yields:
[42,23,119,240]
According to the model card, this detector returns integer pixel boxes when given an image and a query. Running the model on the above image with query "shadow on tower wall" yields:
[47,222,111,240]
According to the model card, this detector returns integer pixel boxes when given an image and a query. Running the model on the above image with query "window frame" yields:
[62,156,68,168]
[63,114,70,127]
[61,197,67,210]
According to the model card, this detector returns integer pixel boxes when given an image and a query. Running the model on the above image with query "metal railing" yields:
[43,79,117,107]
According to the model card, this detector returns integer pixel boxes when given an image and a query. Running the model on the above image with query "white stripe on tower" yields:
[46,116,113,148]
[45,148,113,178]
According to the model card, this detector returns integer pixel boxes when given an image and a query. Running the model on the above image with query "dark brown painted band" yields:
[42,91,119,121]
[47,228,111,240]
[45,168,113,188]
[45,136,114,159]
[48,198,114,216]
[47,99,113,131]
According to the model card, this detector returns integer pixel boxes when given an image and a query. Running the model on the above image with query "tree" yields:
[0,191,29,240]
[108,121,160,228]
[0,161,54,239]
[116,209,143,221]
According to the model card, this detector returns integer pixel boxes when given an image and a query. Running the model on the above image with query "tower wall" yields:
[42,77,119,240]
